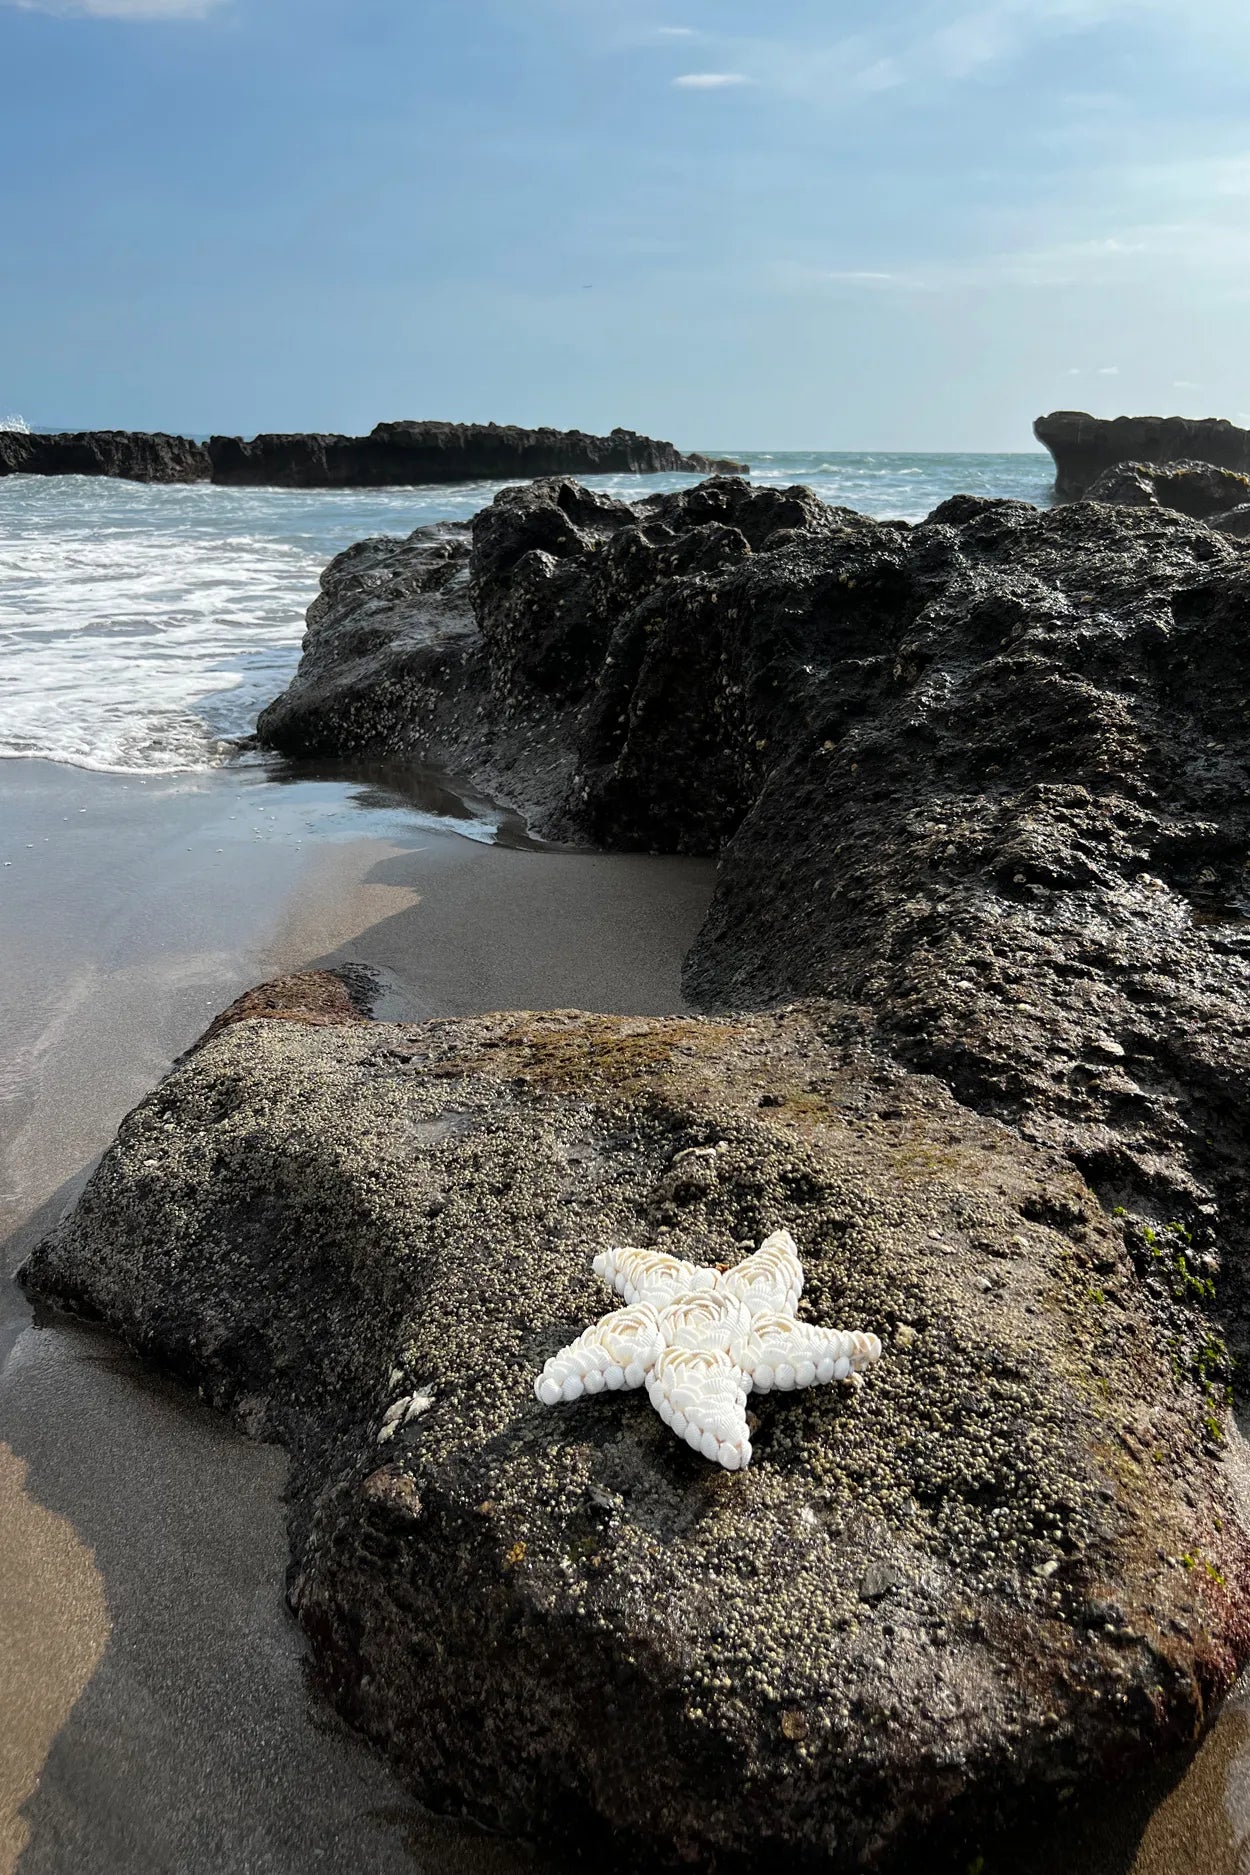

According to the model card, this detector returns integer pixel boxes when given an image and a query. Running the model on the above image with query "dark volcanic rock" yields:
[0,421,746,486]
[0,427,210,482]
[1085,459,1250,528]
[1035,410,1250,500]
[262,478,1250,1366]
[257,475,866,828]
[1207,503,1250,540]
[208,421,746,487]
[21,1006,1250,1870]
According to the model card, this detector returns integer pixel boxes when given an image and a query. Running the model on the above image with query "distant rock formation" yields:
[0,427,210,482]
[1035,409,1250,499]
[0,420,747,487]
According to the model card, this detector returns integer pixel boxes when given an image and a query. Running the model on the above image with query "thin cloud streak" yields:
[5,0,223,15]
[803,212,1250,296]
[661,0,1250,108]
[672,71,749,89]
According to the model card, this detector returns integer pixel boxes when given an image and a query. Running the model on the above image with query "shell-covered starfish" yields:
[534,1229,882,1469]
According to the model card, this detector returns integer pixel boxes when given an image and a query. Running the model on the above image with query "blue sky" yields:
[0,0,1245,447]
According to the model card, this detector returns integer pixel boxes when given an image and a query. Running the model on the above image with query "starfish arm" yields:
[534,1302,663,1406]
[593,1245,712,1305]
[742,1311,883,1393]
[645,1347,753,1470]
[722,1229,804,1315]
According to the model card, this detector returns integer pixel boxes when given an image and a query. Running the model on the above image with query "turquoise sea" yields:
[0,452,1054,774]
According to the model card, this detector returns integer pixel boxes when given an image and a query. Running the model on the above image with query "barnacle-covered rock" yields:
[21,1004,1250,1871]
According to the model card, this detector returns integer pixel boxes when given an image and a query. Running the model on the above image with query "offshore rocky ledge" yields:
[0,419,746,487]
[23,470,1250,1869]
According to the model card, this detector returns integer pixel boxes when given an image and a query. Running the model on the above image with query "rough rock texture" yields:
[1084,459,1250,528]
[256,475,863,826]
[0,427,211,482]
[0,422,745,487]
[260,476,1250,1368]
[1207,503,1250,540]
[190,967,376,1051]
[21,1007,1250,1870]
[1035,411,1250,500]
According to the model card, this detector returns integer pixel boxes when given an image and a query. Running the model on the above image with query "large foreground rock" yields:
[1035,410,1250,499]
[21,1003,1250,1868]
[258,481,1250,1378]
[0,421,745,487]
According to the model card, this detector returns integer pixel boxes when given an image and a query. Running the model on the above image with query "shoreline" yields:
[0,755,714,1875]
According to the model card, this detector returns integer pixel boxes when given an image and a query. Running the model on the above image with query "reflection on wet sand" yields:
[0,1445,109,1875]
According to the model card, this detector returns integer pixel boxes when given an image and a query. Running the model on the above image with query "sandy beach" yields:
[0,755,714,1875]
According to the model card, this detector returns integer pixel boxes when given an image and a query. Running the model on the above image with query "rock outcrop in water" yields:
[26,474,1250,1866]
[0,421,746,487]
[1035,410,1250,499]
[22,1001,1250,1871]
[0,427,211,482]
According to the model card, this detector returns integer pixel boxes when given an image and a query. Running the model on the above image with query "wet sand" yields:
[0,756,713,1875]
[4,756,1250,1875]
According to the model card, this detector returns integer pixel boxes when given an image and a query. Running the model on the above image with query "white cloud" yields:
[824,270,904,287]
[6,0,222,15]
[1173,379,1202,389]
[1096,364,1120,375]
[672,71,749,88]
[655,25,696,37]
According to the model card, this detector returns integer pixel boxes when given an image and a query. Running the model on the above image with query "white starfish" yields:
[534,1230,882,1470]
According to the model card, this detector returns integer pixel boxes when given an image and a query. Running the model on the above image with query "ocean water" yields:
[0,452,1054,775]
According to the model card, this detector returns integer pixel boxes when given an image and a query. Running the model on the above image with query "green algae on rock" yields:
[21,1005,1250,1870]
